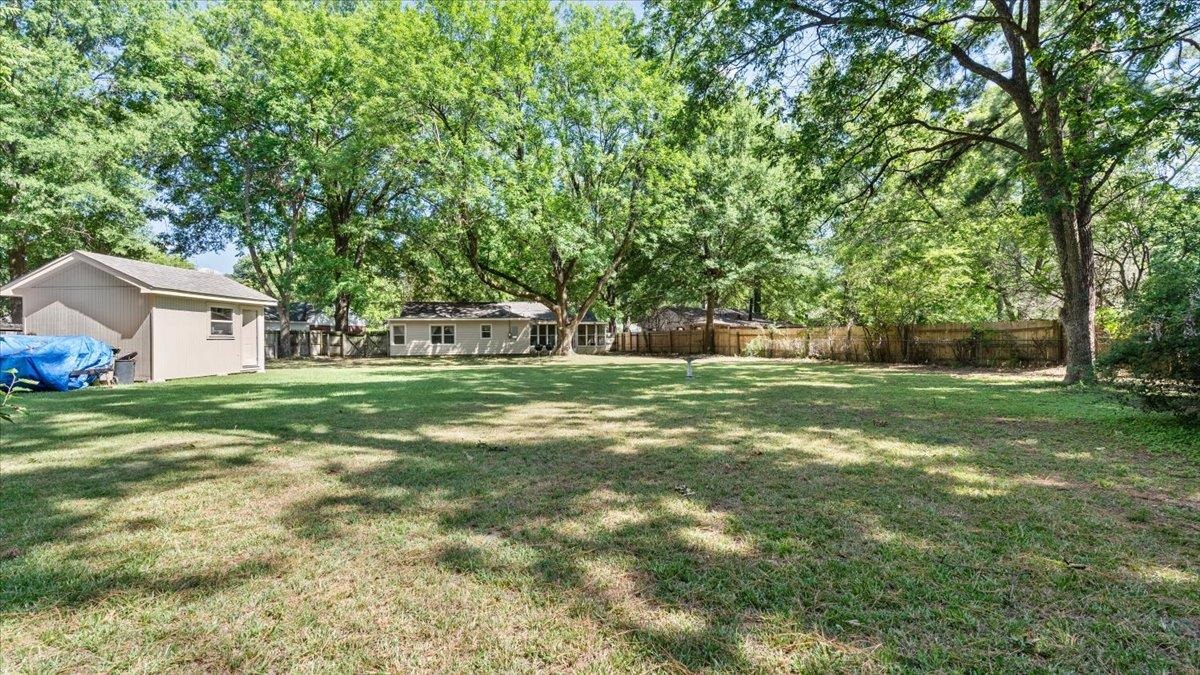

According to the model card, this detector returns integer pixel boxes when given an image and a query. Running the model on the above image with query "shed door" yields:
[241,309,259,367]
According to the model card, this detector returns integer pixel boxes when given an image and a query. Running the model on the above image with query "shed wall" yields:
[152,296,265,381]
[21,262,153,380]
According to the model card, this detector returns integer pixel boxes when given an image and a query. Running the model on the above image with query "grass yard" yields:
[2,356,1198,672]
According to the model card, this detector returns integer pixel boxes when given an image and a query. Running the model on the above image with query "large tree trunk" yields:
[552,322,577,356]
[333,293,352,335]
[704,290,717,354]
[1050,207,1097,384]
[277,296,292,358]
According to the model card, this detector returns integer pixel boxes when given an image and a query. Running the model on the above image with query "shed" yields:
[0,251,276,381]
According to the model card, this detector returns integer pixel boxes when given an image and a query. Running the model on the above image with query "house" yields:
[264,303,367,334]
[0,250,275,381]
[386,301,610,356]
[638,306,773,331]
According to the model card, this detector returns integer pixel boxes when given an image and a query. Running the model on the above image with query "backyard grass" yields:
[1,355,1198,672]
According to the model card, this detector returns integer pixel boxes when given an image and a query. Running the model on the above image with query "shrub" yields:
[1099,257,1200,420]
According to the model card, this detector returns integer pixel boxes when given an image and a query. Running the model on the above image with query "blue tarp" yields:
[0,335,114,392]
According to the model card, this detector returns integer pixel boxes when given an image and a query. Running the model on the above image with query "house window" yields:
[481,324,492,339]
[431,325,456,344]
[578,324,603,346]
[531,324,556,348]
[391,324,406,345]
[209,307,234,337]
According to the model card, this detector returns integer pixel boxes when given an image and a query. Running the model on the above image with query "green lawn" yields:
[2,356,1198,672]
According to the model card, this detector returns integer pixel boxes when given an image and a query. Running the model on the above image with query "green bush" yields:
[1099,257,1200,420]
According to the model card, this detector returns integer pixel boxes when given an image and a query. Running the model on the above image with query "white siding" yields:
[388,320,531,356]
[387,319,612,356]
[21,261,154,380]
[151,296,265,381]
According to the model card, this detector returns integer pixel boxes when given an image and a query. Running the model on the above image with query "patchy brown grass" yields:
[1,356,1197,671]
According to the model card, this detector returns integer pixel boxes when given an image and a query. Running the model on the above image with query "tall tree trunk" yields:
[334,293,352,335]
[704,290,717,354]
[550,284,576,356]
[553,322,577,356]
[1050,207,1097,384]
[277,296,292,358]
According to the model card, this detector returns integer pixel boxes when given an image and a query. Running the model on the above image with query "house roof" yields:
[642,306,773,329]
[264,303,365,327]
[1,250,276,305]
[396,301,600,323]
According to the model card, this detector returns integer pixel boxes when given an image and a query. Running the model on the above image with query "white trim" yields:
[145,289,276,306]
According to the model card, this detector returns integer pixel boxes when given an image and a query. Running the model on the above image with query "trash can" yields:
[114,358,136,385]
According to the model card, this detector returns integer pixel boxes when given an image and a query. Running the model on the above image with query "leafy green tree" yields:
[654,0,1200,382]
[422,1,680,354]
[649,97,796,351]
[0,0,204,321]
[163,1,434,338]
[1100,251,1200,419]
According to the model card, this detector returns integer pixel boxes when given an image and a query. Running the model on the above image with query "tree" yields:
[162,1,433,336]
[0,0,203,321]
[649,97,795,352]
[654,0,1200,382]
[423,1,679,354]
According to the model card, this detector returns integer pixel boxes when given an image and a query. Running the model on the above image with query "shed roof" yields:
[1,250,276,305]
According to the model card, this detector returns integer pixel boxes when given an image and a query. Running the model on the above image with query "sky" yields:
[165,0,645,275]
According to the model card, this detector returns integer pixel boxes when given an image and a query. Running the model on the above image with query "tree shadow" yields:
[3,359,1198,669]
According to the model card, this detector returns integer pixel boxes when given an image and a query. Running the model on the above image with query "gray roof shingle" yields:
[77,251,275,303]
[399,301,599,322]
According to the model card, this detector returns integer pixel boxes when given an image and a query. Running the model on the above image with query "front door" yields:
[241,309,259,368]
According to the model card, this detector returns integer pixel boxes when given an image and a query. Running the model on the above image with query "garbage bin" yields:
[114,358,136,385]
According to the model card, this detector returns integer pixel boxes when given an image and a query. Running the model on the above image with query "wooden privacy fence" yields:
[266,330,389,359]
[612,320,1069,366]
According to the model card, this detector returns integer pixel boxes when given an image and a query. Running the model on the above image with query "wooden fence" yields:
[612,320,1070,366]
[266,330,389,359]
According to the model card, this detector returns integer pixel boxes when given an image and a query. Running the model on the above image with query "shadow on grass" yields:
[2,359,1198,669]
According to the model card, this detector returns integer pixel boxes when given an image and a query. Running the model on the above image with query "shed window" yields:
[391,324,406,345]
[480,324,492,339]
[431,325,455,344]
[209,307,234,337]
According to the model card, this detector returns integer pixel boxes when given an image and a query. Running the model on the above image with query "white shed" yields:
[1,250,276,382]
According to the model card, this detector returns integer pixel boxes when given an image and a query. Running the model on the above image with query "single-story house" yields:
[386,301,610,356]
[638,306,773,331]
[0,250,275,381]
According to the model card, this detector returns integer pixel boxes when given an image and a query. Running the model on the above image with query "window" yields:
[209,307,233,337]
[391,324,406,345]
[431,325,456,344]
[578,324,604,346]
[480,324,492,339]
[531,324,556,348]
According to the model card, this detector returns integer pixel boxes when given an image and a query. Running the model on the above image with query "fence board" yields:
[611,320,1069,366]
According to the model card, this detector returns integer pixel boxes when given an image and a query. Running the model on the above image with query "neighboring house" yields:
[264,303,367,334]
[386,301,610,356]
[638,306,773,331]
[0,250,275,381]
